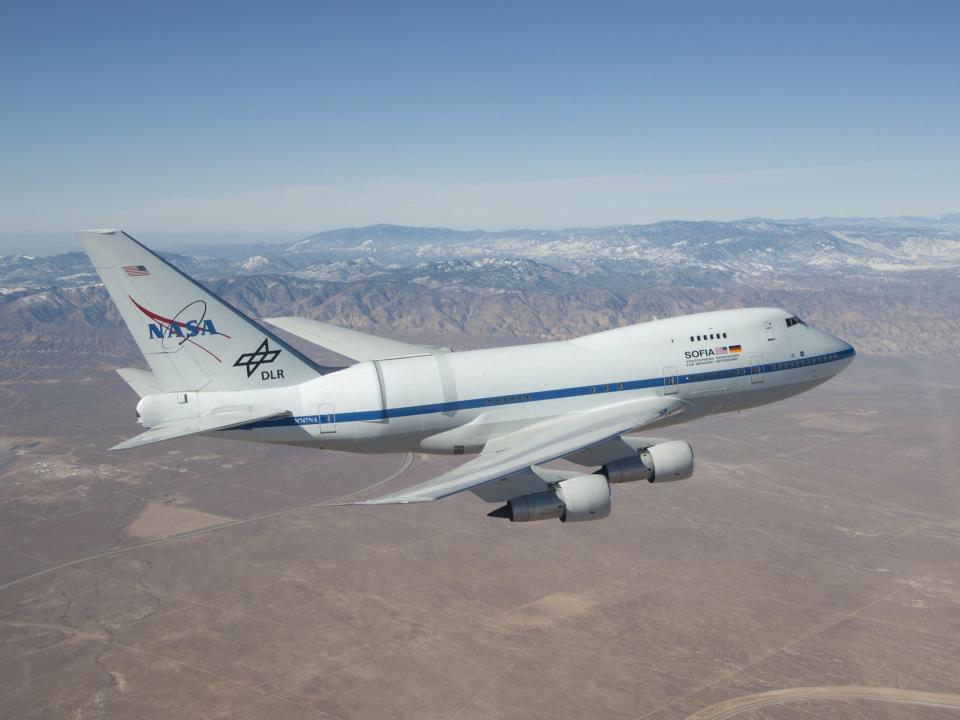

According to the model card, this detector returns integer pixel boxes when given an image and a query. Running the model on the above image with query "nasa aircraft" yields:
[81,229,855,523]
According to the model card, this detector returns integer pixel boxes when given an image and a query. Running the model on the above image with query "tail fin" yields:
[80,229,322,392]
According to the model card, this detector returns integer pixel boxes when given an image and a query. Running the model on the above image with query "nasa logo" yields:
[130,297,231,362]
[148,319,218,339]
[131,298,225,341]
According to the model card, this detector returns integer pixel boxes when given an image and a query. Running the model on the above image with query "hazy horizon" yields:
[3,210,960,256]
[2,1,958,252]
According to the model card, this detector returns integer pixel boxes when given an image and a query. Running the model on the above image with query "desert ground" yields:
[1,349,959,719]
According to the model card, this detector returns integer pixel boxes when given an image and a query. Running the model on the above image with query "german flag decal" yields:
[729,344,742,353]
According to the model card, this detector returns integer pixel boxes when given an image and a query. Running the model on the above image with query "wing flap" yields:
[358,396,685,504]
[264,317,445,361]
[110,407,292,451]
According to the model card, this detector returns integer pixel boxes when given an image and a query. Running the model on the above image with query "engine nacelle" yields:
[557,473,612,522]
[602,440,694,484]
[490,474,611,523]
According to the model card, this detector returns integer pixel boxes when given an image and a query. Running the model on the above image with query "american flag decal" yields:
[123,265,150,277]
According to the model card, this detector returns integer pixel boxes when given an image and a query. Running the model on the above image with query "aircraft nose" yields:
[818,330,855,371]
[832,334,855,358]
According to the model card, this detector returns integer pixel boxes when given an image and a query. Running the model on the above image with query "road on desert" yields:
[685,686,960,719]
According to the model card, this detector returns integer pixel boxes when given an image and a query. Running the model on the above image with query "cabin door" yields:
[318,403,337,433]
[663,366,679,395]
[750,355,764,384]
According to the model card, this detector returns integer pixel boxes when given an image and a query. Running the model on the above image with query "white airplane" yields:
[81,229,855,523]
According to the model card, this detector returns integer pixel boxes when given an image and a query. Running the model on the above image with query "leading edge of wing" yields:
[357,396,686,505]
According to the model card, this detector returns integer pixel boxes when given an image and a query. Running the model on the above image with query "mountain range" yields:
[2,217,958,360]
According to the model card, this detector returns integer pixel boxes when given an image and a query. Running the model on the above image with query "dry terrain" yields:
[1,350,959,719]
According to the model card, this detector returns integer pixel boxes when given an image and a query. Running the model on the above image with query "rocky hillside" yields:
[2,217,958,358]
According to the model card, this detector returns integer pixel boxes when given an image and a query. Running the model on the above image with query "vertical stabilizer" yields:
[80,229,322,392]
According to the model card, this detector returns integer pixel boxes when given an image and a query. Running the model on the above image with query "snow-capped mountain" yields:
[282,220,960,279]
[1,216,958,357]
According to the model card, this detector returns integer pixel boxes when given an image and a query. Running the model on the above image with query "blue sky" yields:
[1,0,958,253]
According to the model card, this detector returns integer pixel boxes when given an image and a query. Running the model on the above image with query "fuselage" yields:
[138,307,854,454]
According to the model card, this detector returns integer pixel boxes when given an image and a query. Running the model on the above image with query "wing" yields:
[110,407,291,450]
[264,317,447,361]
[358,396,686,504]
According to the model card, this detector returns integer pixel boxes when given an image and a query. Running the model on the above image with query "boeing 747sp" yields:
[81,230,855,523]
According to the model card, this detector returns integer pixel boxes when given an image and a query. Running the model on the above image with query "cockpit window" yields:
[785,316,806,328]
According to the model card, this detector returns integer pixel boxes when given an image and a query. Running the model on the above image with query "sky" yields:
[1,0,958,253]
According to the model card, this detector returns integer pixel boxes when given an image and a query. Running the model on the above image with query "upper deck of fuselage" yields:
[422,307,790,395]
[433,307,789,363]
[570,307,790,350]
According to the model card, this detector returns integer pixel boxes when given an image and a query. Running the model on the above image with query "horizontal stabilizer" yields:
[110,407,291,451]
[264,316,446,361]
[116,368,161,397]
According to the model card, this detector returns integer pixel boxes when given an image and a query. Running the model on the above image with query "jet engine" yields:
[488,473,612,523]
[601,440,694,484]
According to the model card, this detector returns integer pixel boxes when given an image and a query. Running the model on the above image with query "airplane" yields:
[80,229,856,523]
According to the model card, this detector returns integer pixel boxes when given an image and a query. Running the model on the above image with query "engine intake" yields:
[488,474,612,523]
[602,440,694,483]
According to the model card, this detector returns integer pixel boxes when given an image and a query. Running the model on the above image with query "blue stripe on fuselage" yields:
[232,347,855,430]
